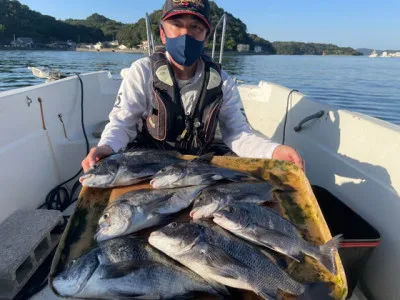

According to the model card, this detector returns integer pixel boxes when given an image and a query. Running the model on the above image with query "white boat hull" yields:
[239,81,400,300]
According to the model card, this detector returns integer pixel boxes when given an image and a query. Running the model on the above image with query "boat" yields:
[381,51,390,58]
[368,50,378,58]
[0,14,399,300]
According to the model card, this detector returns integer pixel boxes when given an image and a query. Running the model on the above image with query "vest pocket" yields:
[203,97,223,143]
[146,91,167,141]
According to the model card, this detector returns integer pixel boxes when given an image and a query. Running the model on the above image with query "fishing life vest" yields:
[141,51,224,155]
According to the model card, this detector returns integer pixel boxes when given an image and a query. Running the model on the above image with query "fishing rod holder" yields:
[211,13,227,65]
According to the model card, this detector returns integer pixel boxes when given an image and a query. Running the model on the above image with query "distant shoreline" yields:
[0,47,364,56]
[75,47,145,54]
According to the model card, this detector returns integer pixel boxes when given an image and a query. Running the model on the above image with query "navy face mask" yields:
[165,34,205,66]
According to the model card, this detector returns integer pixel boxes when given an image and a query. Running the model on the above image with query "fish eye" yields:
[170,222,178,228]
[102,213,110,220]
[160,167,168,173]
[227,206,235,213]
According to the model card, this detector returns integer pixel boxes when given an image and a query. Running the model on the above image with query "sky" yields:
[18,0,400,50]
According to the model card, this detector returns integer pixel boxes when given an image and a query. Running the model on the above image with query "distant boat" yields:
[369,50,378,58]
[381,51,390,58]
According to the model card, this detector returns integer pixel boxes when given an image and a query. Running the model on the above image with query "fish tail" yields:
[318,234,343,275]
[297,282,334,300]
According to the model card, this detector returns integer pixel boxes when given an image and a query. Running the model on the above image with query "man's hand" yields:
[272,145,304,170]
[81,145,114,173]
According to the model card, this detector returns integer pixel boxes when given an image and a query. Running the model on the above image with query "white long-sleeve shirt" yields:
[99,56,280,158]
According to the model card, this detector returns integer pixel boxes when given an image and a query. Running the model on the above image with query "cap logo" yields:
[173,0,204,7]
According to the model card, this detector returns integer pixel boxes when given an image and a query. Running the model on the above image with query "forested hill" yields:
[0,0,361,55]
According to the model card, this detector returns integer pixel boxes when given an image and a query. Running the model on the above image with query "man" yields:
[82,0,303,172]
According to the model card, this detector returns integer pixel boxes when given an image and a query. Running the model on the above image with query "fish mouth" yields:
[212,212,224,219]
[189,210,198,219]
[148,230,166,241]
[94,226,109,242]
[79,174,92,184]
[150,178,160,188]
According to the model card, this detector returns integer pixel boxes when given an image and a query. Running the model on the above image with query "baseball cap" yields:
[162,0,211,32]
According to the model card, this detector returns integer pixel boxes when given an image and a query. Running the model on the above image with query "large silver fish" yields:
[190,182,275,219]
[150,156,255,189]
[80,149,182,188]
[213,203,342,275]
[148,221,308,299]
[52,236,219,299]
[96,185,207,242]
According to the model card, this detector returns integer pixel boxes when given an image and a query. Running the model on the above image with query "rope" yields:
[37,97,63,183]
[39,74,90,211]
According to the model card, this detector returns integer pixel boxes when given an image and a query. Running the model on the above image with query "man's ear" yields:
[160,26,167,45]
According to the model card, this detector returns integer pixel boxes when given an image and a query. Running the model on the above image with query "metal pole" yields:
[211,16,223,60]
[211,14,227,64]
[219,14,227,64]
[145,13,153,56]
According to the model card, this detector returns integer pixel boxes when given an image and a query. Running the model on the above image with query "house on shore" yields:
[79,44,95,49]
[10,37,34,48]
[237,44,250,52]
[138,40,164,52]
[254,46,263,53]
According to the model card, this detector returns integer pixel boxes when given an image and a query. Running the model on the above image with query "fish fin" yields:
[99,260,156,279]
[192,152,215,163]
[141,195,173,214]
[257,288,276,300]
[258,247,290,274]
[202,280,230,296]
[113,293,158,300]
[297,282,334,300]
[211,174,224,180]
[254,226,302,263]
[318,234,343,275]
[258,248,282,266]
[200,243,249,279]
[226,173,252,182]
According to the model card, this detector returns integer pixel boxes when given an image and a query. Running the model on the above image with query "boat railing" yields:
[211,13,227,64]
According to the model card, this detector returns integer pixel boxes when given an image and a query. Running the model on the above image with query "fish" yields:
[52,235,219,299]
[95,185,207,242]
[213,203,343,275]
[190,182,275,219]
[79,149,183,188]
[148,221,308,299]
[150,155,255,189]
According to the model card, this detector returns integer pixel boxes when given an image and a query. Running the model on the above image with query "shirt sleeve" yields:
[98,58,151,153]
[218,70,281,159]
